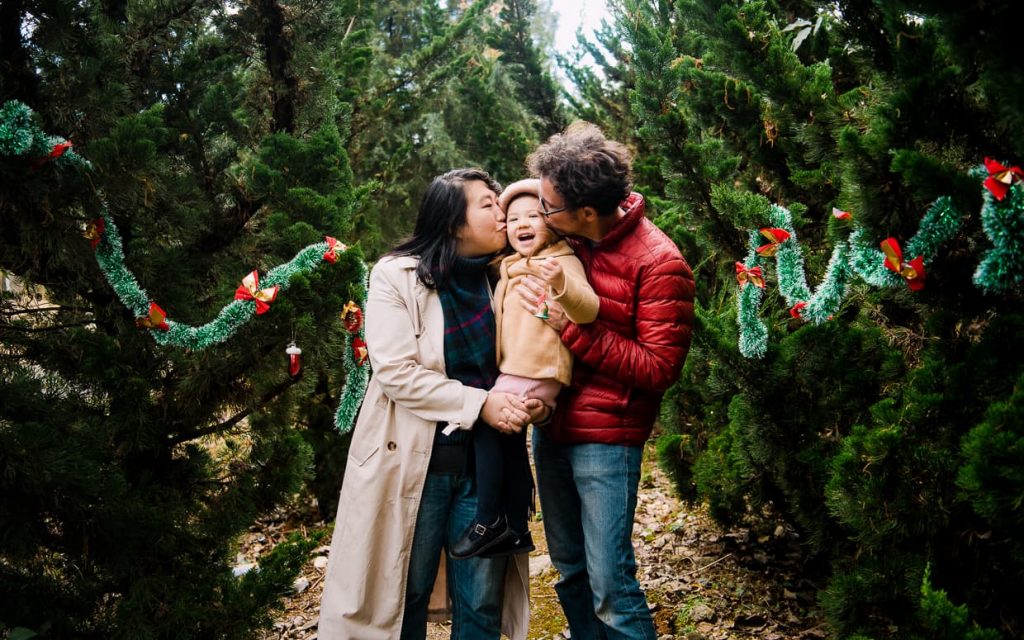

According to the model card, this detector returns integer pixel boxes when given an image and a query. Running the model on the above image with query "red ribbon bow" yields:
[28,140,73,171]
[790,301,808,318]
[983,157,1024,201]
[83,217,105,249]
[735,262,766,288]
[341,301,363,333]
[352,336,369,367]
[755,228,791,257]
[323,236,348,263]
[50,140,73,159]
[235,271,279,314]
[136,302,170,331]
[880,238,925,291]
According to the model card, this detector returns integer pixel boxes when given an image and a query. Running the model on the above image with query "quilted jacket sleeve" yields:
[560,256,694,392]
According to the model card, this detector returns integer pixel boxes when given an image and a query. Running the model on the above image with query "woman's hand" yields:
[515,275,568,331]
[480,392,531,434]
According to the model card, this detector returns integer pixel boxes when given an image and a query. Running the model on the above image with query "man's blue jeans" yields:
[401,470,508,640]
[533,427,657,640]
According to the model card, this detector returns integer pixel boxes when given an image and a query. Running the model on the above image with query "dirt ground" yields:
[248,438,825,640]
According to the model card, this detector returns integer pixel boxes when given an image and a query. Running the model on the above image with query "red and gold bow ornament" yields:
[352,336,369,367]
[790,301,808,319]
[235,271,279,315]
[983,157,1024,201]
[323,236,348,264]
[83,217,105,249]
[880,238,925,291]
[832,208,852,220]
[136,302,170,331]
[341,301,363,333]
[735,262,766,288]
[755,228,791,257]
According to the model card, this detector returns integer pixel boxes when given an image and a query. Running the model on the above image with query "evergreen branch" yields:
[257,0,299,134]
[282,0,335,27]
[124,0,204,48]
[0,306,68,316]
[0,0,40,103]
[359,0,492,107]
[0,321,94,332]
[169,376,300,445]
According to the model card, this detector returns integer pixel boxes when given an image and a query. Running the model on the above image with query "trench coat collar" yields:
[385,255,445,371]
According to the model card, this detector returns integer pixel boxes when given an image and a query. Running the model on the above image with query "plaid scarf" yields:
[434,254,498,445]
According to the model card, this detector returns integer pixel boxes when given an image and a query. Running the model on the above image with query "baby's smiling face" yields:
[505,195,552,256]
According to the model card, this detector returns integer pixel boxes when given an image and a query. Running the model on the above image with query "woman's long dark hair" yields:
[388,168,501,289]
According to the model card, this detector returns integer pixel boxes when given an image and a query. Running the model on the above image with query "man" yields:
[511,122,694,639]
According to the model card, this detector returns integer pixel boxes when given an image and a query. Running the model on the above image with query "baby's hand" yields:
[539,258,566,293]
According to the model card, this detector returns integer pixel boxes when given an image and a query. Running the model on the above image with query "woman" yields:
[318,169,545,640]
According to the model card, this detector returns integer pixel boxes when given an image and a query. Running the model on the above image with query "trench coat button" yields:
[387,441,397,451]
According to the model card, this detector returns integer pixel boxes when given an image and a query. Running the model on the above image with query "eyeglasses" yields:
[539,198,570,218]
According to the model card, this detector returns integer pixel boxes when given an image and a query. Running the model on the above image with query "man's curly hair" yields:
[526,121,632,217]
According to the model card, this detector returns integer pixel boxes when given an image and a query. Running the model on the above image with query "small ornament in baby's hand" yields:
[532,291,550,320]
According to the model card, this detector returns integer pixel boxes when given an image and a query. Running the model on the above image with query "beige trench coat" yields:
[317,255,530,640]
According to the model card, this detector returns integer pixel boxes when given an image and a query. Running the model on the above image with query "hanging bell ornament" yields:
[286,342,302,378]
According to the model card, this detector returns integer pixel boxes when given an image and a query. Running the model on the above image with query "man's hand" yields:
[515,275,568,331]
[539,258,566,294]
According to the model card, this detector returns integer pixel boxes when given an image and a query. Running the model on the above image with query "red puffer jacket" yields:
[550,193,695,445]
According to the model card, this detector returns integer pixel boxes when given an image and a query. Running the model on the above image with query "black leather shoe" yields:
[450,516,514,559]
[480,530,535,558]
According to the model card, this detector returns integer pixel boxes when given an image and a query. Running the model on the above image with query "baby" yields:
[451,179,598,559]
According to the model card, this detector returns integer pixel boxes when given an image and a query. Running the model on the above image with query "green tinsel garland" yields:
[972,165,1024,292]
[95,206,332,348]
[0,101,90,171]
[737,197,963,359]
[1,100,369,432]
[334,263,369,434]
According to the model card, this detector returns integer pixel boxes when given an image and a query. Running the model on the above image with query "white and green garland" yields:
[736,159,1023,358]
[2,100,367,432]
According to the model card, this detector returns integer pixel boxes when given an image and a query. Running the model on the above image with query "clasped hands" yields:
[482,393,549,434]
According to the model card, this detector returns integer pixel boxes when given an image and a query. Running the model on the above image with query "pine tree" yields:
[597,0,1024,636]
[1,0,579,633]
[0,0,368,635]
[339,0,565,255]
[487,0,566,138]
[558,13,671,196]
